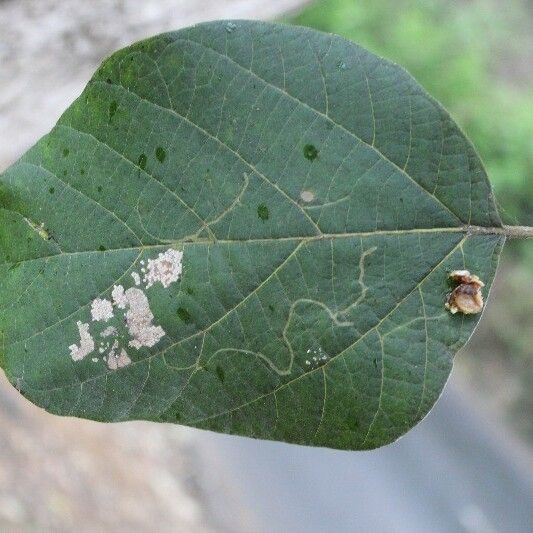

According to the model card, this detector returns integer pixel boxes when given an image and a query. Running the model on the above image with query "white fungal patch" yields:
[106,340,131,370]
[304,347,329,368]
[101,326,117,338]
[109,349,131,370]
[90,298,114,322]
[68,249,179,366]
[69,321,95,361]
[99,341,110,353]
[300,190,315,203]
[144,249,183,288]
[106,340,118,360]
[122,287,165,348]
[112,284,127,309]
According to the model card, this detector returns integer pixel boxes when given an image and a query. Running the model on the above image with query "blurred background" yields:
[0,0,531,531]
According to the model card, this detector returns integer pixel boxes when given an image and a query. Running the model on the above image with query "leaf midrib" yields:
[84,70,461,236]
[2,224,508,268]
[1,224,508,282]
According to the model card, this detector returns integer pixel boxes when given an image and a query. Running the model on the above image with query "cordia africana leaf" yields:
[0,21,505,450]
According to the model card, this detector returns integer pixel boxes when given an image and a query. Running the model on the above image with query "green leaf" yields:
[0,20,504,450]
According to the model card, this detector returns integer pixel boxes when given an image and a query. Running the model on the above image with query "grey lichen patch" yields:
[68,248,184,368]
[69,321,95,361]
[111,284,127,309]
[143,249,183,288]
[90,298,114,322]
[300,190,315,203]
[114,286,165,349]
[101,326,117,338]
[304,347,329,368]
[445,270,485,315]
[225,22,237,33]
[106,340,131,370]
[337,60,347,71]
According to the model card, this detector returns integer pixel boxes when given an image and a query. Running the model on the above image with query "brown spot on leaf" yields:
[445,270,485,315]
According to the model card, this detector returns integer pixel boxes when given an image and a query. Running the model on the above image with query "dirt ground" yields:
[0,1,307,531]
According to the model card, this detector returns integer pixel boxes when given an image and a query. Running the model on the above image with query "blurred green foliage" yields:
[290,0,533,227]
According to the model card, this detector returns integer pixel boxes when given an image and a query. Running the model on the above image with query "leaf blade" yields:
[0,21,503,450]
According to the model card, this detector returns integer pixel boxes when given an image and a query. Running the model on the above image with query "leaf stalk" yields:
[467,225,533,239]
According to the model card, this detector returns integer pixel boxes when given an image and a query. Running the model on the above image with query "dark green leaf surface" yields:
[0,21,503,450]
